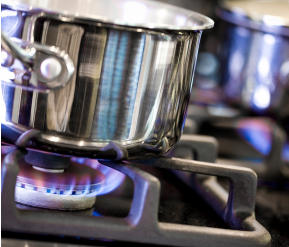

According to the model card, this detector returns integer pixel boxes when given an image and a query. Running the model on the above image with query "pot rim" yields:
[218,0,289,36]
[2,0,214,31]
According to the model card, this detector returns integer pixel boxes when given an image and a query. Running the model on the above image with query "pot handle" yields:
[1,31,75,92]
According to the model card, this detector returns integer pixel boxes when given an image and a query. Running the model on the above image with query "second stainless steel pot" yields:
[1,0,213,160]
[217,0,289,117]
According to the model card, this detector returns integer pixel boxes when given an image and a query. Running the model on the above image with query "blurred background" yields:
[154,0,289,246]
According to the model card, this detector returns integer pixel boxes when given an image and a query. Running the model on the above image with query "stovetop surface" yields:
[2,164,289,247]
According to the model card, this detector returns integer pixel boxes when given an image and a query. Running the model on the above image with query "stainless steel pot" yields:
[216,0,289,116]
[1,0,213,160]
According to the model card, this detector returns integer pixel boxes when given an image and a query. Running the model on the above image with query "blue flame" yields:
[72,158,125,195]
[14,155,125,198]
[237,119,272,156]
[93,211,103,217]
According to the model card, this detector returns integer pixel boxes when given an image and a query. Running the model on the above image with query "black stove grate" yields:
[1,129,271,247]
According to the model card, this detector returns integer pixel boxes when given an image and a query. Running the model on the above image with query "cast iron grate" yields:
[1,130,271,247]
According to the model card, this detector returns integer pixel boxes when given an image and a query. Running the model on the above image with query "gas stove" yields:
[3,126,286,247]
[1,0,289,246]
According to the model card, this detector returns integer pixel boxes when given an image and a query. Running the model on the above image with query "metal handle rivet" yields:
[40,57,62,80]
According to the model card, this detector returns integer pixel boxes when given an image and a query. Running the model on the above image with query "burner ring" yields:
[15,155,105,210]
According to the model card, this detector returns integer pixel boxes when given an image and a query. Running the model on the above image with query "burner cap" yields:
[15,156,105,210]
[25,151,71,170]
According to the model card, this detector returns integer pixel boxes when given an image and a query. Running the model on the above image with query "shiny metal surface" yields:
[219,0,289,29]
[2,0,213,31]
[1,31,35,68]
[218,17,289,116]
[192,0,289,116]
[1,3,209,160]
[218,0,289,37]
[40,57,62,80]
[1,32,75,92]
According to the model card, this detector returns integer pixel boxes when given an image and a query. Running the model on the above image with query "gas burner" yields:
[195,117,289,180]
[14,150,105,210]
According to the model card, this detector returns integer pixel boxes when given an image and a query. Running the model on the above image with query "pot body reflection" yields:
[189,1,289,118]
[219,21,289,116]
[1,8,202,160]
